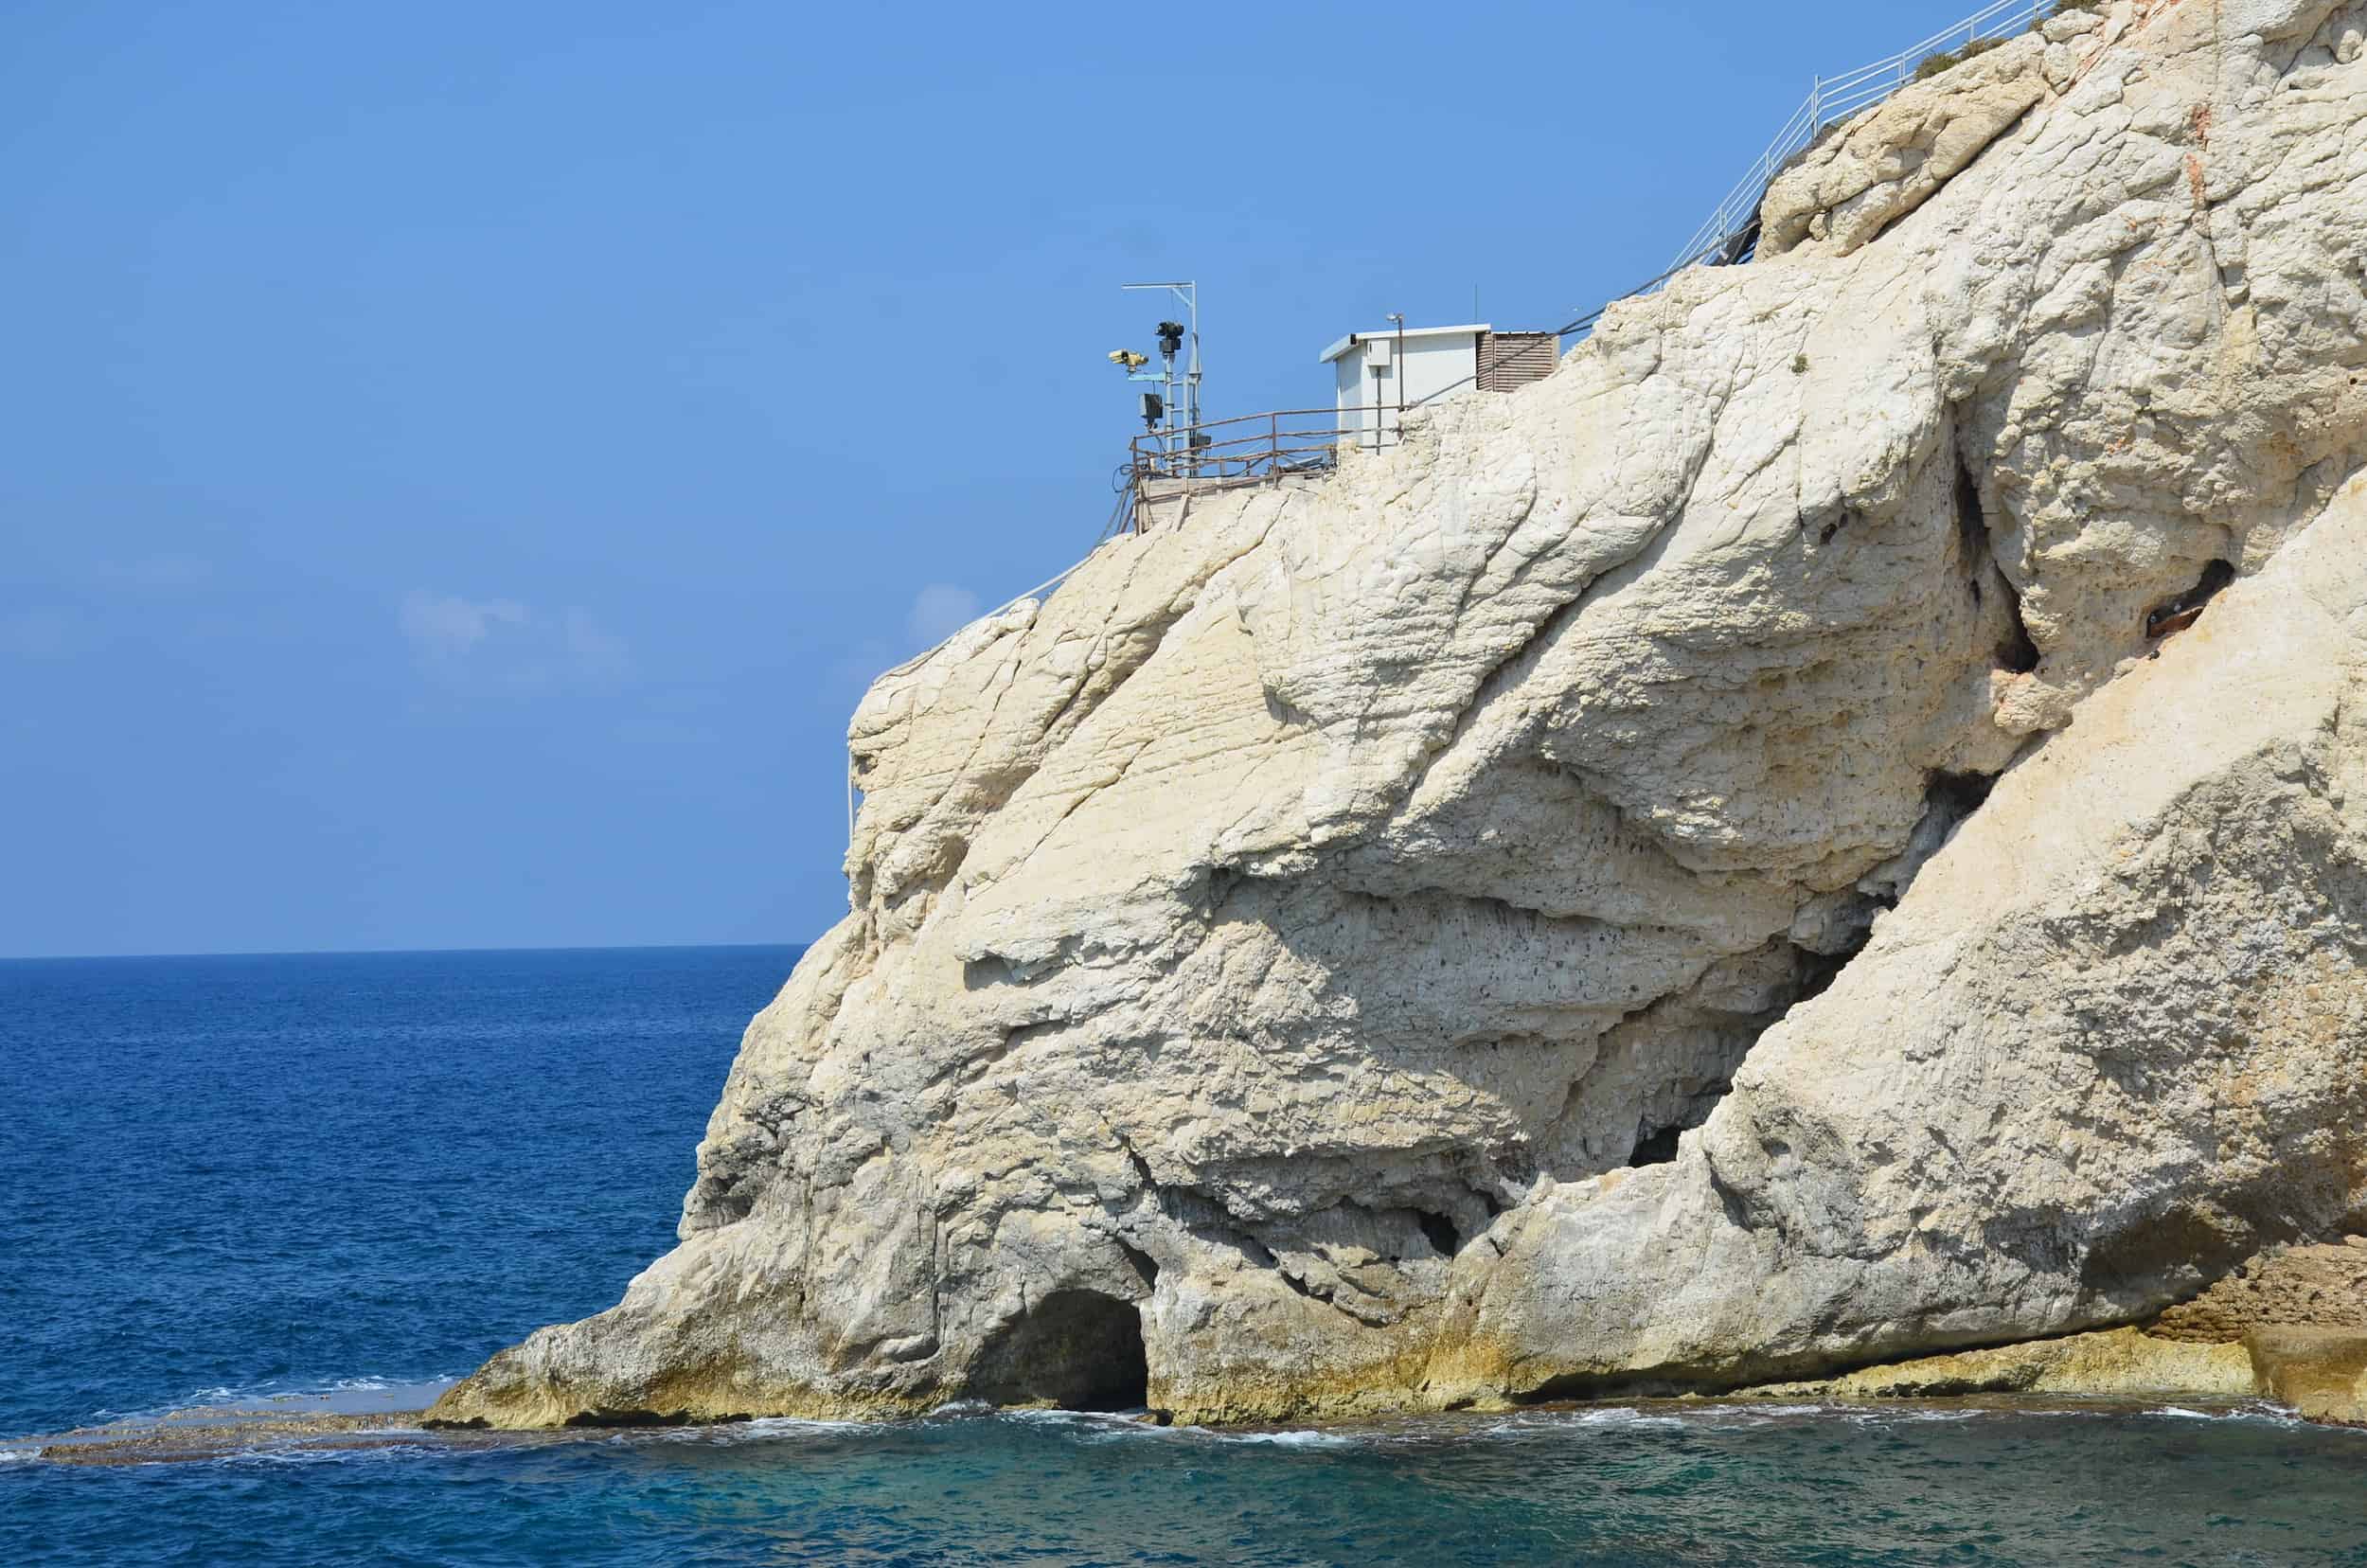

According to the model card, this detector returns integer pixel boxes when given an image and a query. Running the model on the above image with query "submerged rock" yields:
[434,0,2367,1429]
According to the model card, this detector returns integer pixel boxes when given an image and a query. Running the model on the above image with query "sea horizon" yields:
[0,938,807,966]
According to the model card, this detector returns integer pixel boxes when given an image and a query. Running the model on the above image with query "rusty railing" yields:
[1110,404,1413,534]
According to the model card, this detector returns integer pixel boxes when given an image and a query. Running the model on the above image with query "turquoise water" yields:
[7,948,2367,1566]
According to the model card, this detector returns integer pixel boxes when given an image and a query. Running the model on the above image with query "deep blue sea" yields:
[7,947,2367,1566]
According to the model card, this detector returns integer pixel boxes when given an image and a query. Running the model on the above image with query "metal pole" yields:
[1184,281,1201,436]
[1389,312,1405,449]
[1121,280,1200,466]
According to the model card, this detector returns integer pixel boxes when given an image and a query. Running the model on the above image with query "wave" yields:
[948,1408,1361,1448]
[653,1416,878,1445]
[2145,1401,2322,1429]
[689,1396,2348,1451]
[1538,1407,1692,1431]
[1200,1428,1356,1448]
[215,1444,438,1469]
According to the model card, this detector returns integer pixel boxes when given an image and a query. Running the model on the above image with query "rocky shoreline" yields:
[434,0,2367,1432]
[24,1247,2367,1467]
[20,1318,2363,1468]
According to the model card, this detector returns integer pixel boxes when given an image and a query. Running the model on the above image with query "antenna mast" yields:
[1121,280,1200,463]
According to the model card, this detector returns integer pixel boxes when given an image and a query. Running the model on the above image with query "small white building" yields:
[1319,324,1557,450]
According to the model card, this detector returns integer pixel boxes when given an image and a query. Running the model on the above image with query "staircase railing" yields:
[1666,0,2056,275]
[1101,0,2075,543]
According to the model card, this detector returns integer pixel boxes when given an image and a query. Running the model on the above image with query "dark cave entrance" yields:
[965,1289,1150,1412]
[2146,558,2236,638]
[1952,445,2040,673]
[1626,1126,1685,1167]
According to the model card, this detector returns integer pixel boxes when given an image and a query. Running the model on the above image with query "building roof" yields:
[1317,323,1492,365]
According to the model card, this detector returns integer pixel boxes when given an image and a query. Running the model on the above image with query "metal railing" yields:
[1130,404,1406,483]
[1103,0,2073,538]
[1667,0,2056,274]
[1111,405,1410,532]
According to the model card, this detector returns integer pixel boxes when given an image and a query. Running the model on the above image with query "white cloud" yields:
[905,583,981,648]
[399,592,529,659]
[398,592,630,684]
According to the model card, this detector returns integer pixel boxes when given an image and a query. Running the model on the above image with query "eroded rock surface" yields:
[2247,1327,2367,1423]
[2151,1239,2367,1340]
[434,0,2367,1428]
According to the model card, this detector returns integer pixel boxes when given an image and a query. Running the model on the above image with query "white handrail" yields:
[1665,0,2052,274]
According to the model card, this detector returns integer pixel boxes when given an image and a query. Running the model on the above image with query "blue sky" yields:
[2,0,1979,957]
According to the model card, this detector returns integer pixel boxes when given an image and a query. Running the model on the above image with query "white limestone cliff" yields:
[434,0,2367,1427]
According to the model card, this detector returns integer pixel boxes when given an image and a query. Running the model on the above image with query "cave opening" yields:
[1627,1126,1685,1167]
[1415,1209,1462,1256]
[1952,446,2041,672]
[1926,768,1998,825]
[2146,559,2236,638]
[964,1289,1150,1412]
[1952,452,1988,575]
[1995,582,2041,673]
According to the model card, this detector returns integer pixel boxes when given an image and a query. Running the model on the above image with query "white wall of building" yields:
[1321,326,1488,450]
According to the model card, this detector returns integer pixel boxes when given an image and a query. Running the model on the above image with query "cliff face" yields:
[436,0,2367,1427]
